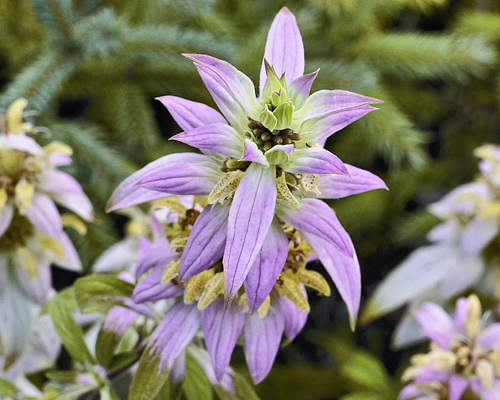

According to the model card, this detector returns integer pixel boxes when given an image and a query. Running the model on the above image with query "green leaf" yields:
[183,352,213,400]
[74,274,134,313]
[214,370,260,400]
[96,327,121,367]
[108,352,139,371]
[0,376,17,398]
[341,392,383,400]
[100,385,121,400]
[47,295,94,365]
[45,371,78,384]
[128,346,170,400]
[340,352,391,395]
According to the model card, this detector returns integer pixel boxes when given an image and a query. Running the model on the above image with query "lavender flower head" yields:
[0,99,93,304]
[362,144,500,347]
[400,295,500,400]
[107,7,387,331]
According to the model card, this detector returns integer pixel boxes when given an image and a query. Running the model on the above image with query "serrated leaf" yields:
[183,352,213,400]
[340,352,390,394]
[74,274,134,313]
[0,376,17,398]
[47,296,94,365]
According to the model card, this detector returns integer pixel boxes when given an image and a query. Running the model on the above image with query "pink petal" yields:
[415,303,454,349]
[259,7,304,95]
[243,310,285,383]
[23,193,62,239]
[460,218,499,258]
[107,153,215,212]
[55,231,82,271]
[103,306,139,336]
[477,324,500,352]
[156,95,226,130]
[170,123,244,159]
[0,203,14,237]
[1,133,43,154]
[223,163,277,304]
[135,237,175,279]
[244,220,288,313]
[133,264,184,303]
[240,139,269,166]
[317,164,387,198]
[201,300,245,380]
[178,204,229,281]
[185,54,259,129]
[287,70,319,109]
[283,147,348,175]
[277,290,308,341]
[277,198,353,257]
[15,258,53,304]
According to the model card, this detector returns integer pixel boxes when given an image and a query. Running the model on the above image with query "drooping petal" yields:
[102,306,139,336]
[170,123,244,159]
[23,193,62,239]
[440,255,484,299]
[54,231,82,271]
[201,300,245,380]
[460,218,499,258]
[133,264,184,303]
[188,346,235,393]
[278,290,308,341]
[107,153,216,212]
[135,237,175,279]
[185,54,260,129]
[287,70,319,109]
[244,220,288,313]
[223,163,277,304]
[277,198,353,257]
[92,237,138,273]
[240,139,269,166]
[156,95,226,130]
[243,310,285,384]
[178,203,229,281]
[14,256,53,305]
[302,232,360,329]
[283,147,348,175]
[259,7,304,95]
[0,202,14,237]
[300,105,377,145]
[317,164,387,199]
[415,303,454,349]
[448,376,469,400]
[477,324,500,352]
[51,191,93,221]
[138,158,222,196]
[1,133,43,154]
[361,245,460,323]
[170,349,186,384]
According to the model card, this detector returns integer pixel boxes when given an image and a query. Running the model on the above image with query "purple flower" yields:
[400,295,500,400]
[107,7,387,327]
[0,99,93,303]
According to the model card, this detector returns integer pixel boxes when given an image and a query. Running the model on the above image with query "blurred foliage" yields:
[1,0,499,398]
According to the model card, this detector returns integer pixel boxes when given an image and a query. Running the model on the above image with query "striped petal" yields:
[283,147,348,175]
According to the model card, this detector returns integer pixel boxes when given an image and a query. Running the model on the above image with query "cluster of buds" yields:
[400,295,500,399]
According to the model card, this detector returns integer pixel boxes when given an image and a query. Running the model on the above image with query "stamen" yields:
[296,269,331,296]
[184,268,215,304]
[161,259,180,284]
[197,272,224,310]
[208,170,244,205]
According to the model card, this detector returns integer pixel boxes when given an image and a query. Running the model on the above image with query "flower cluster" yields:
[362,144,500,347]
[400,295,500,400]
[0,99,93,304]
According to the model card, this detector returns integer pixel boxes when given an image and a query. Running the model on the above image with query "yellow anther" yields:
[14,179,34,209]
[169,235,189,248]
[15,246,37,279]
[6,98,32,135]
[194,196,208,208]
[161,259,180,284]
[488,350,500,377]
[237,292,250,313]
[124,219,149,237]
[37,234,65,260]
[300,173,321,196]
[276,171,300,208]
[296,269,331,296]
[257,296,271,318]
[476,359,495,389]
[0,188,7,211]
[184,269,215,304]
[153,197,188,215]
[197,272,224,310]
[466,294,482,337]
[276,277,310,312]
[61,214,87,235]
[207,170,244,205]
[43,141,73,156]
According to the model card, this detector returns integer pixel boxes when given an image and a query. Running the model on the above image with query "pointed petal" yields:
[138,158,222,196]
[240,139,269,166]
[170,123,244,159]
[23,193,62,239]
[449,376,469,400]
[283,147,348,175]
[244,220,288,313]
[278,290,308,341]
[156,95,226,130]
[460,218,498,258]
[93,237,138,273]
[103,306,139,336]
[453,297,469,332]
[170,349,186,384]
[243,310,285,383]
[288,70,319,109]
[178,204,229,281]
[477,324,500,351]
[185,54,260,129]
[133,264,184,303]
[0,203,14,237]
[135,237,175,279]
[54,231,82,271]
[415,303,454,348]
[391,306,428,349]
[361,245,459,323]
[277,198,353,257]
[317,164,387,198]
[15,258,53,304]
[188,346,235,392]
[223,163,277,304]
[107,153,215,212]
[1,133,43,154]
[302,232,360,329]
[300,105,377,144]
[259,7,304,94]
[201,300,245,380]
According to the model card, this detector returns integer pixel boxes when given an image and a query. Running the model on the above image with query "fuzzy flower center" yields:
[247,118,300,152]
[0,147,38,197]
